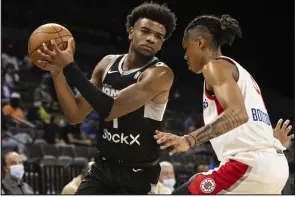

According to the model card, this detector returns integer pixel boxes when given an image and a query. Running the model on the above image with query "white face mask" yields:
[163,178,176,188]
[10,164,24,180]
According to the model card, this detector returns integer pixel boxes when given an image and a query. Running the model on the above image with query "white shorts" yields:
[188,148,289,194]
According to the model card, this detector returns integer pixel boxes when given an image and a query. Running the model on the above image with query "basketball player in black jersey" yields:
[35,2,176,195]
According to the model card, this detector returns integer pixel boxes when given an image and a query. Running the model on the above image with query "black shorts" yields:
[75,155,161,195]
[171,177,193,195]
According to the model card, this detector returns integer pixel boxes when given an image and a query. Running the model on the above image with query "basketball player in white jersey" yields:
[154,14,291,194]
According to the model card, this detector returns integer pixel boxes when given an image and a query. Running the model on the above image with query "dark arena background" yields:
[1,0,295,195]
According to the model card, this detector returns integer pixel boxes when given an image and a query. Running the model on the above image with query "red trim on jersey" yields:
[204,88,224,115]
[188,160,249,194]
[204,87,216,100]
[214,99,224,115]
[249,75,267,108]
[250,75,261,95]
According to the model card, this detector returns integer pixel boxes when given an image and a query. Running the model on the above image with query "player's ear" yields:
[128,27,134,40]
[196,36,206,49]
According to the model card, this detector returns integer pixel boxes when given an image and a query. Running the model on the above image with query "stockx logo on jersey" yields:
[102,129,140,146]
[102,84,120,99]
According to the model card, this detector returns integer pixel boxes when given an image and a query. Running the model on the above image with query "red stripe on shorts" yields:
[188,159,249,194]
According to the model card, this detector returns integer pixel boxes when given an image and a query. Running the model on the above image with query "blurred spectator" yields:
[2,83,12,102]
[1,151,34,194]
[61,161,94,194]
[208,162,217,170]
[27,101,50,129]
[65,124,92,146]
[81,111,99,141]
[33,73,55,108]
[33,84,53,109]
[42,113,67,145]
[2,111,8,131]
[151,161,176,194]
[183,111,197,133]
[194,163,210,174]
[21,55,33,70]
[2,63,20,89]
[2,93,32,156]
[2,51,20,71]
[2,92,26,121]
[2,132,33,157]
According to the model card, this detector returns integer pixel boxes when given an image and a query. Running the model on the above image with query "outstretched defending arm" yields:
[154,59,248,155]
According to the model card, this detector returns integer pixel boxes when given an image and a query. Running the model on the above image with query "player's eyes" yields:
[141,29,149,34]
[156,35,162,40]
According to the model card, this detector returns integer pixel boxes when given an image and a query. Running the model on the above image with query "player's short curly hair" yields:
[126,2,177,40]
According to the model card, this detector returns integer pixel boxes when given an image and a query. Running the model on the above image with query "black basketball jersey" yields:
[96,54,167,165]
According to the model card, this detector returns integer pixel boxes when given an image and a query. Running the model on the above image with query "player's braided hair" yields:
[126,2,177,40]
[185,14,242,48]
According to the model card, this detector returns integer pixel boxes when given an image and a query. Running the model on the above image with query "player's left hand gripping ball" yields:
[36,38,75,70]
[154,130,190,155]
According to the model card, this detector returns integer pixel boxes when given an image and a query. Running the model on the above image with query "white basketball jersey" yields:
[203,56,283,161]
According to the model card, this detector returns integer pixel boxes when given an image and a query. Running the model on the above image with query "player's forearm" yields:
[188,108,249,146]
[63,62,114,120]
[52,72,81,123]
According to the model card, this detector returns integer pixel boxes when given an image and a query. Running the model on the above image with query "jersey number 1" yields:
[113,118,118,128]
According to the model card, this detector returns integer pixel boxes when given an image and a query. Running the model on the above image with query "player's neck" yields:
[204,48,223,64]
[124,46,153,71]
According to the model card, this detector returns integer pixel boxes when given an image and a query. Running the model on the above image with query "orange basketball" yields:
[28,23,75,71]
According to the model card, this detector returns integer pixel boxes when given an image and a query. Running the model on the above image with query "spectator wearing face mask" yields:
[150,161,176,194]
[1,150,34,194]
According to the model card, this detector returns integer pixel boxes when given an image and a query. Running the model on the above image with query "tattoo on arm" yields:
[191,108,244,145]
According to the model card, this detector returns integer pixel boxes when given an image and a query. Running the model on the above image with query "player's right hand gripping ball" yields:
[28,23,75,71]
